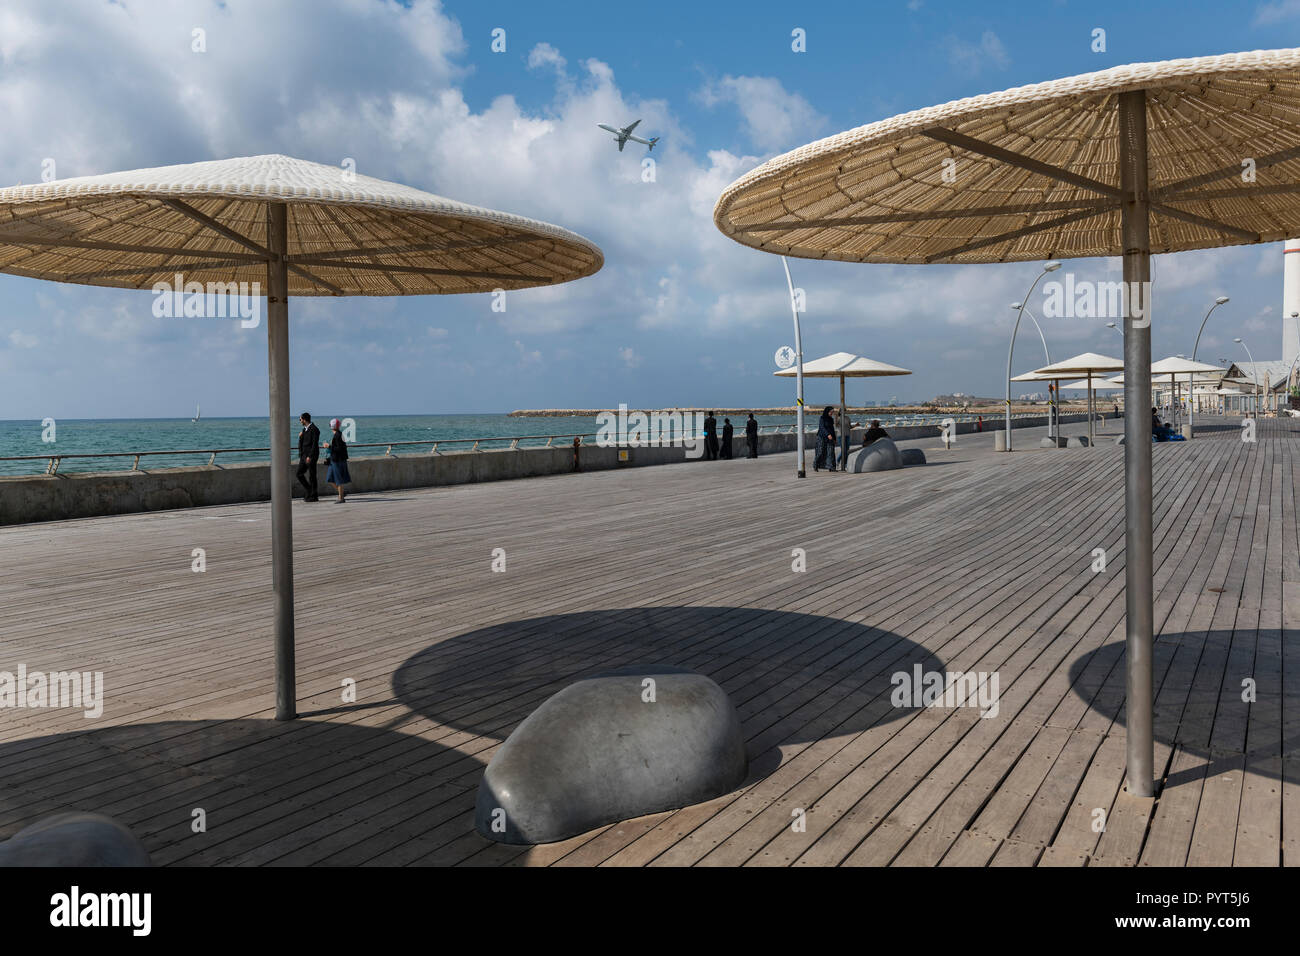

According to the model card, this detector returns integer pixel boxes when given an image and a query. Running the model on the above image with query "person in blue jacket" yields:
[324,418,351,502]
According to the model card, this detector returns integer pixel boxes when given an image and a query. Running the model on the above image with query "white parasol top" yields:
[0,154,603,296]
[773,351,912,377]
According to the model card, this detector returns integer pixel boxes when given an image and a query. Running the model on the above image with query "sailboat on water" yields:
[192,403,201,423]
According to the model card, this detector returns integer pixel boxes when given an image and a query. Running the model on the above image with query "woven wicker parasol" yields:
[0,154,603,720]
[715,49,1300,265]
[714,48,1300,797]
[0,154,602,294]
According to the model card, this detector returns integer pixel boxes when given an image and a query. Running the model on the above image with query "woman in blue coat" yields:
[324,418,351,503]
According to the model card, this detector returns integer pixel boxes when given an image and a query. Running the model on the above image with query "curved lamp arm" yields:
[1005,263,1060,451]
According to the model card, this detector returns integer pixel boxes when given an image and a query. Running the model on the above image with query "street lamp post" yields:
[1235,337,1260,415]
[1010,302,1054,438]
[1005,261,1061,451]
[1189,296,1230,432]
[1289,312,1300,409]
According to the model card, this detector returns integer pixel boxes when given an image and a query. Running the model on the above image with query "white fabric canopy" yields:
[774,351,911,377]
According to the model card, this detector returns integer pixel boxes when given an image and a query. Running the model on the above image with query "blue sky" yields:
[2,0,1300,418]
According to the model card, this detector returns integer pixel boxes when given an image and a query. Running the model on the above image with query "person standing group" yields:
[703,410,763,460]
[297,411,351,502]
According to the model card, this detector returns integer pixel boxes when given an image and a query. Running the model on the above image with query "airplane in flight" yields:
[598,119,660,152]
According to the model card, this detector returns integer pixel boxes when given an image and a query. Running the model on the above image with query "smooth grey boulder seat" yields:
[900,447,926,466]
[1040,436,1068,447]
[1114,435,1126,445]
[1067,435,1090,447]
[475,667,747,844]
[0,813,151,866]
[852,437,903,473]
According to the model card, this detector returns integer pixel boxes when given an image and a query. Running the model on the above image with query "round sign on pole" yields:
[774,346,796,369]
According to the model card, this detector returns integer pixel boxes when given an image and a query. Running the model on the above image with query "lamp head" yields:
[1106,322,1117,329]
[1043,261,1062,273]
[1215,296,1229,305]
[1010,301,1023,309]
[1234,337,1243,343]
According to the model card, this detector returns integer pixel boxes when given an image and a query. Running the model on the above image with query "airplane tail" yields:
[649,137,659,151]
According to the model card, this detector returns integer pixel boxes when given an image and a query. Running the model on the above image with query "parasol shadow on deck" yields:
[391,606,948,752]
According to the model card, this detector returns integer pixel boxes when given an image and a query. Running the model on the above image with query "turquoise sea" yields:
[0,411,985,476]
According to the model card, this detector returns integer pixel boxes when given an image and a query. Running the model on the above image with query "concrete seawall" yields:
[0,411,1107,525]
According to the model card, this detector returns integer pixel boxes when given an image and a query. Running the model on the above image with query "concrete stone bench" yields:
[475,668,747,844]
[851,438,903,473]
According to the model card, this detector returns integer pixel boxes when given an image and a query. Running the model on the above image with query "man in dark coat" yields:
[296,412,320,501]
[720,418,734,459]
[815,406,837,471]
[745,413,759,458]
[862,419,890,447]
[703,411,718,460]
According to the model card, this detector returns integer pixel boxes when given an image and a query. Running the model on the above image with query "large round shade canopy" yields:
[773,351,911,377]
[713,48,1300,799]
[715,49,1300,265]
[1032,352,1124,376]
[0,153,603,723]
[0,154,603,294]
[1150,356,1224,375]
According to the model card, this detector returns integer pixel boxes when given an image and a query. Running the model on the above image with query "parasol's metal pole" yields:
[782,256,807,477]
[266,201,296,721]
[1119,89,1154,797]
[1088,371,1094,445]
[840,374,847,471]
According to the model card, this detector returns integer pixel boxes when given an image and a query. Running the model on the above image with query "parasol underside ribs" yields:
[158,198,275,259]
[1149,202,1259,241]
[924,204,1116,262]
[64,259,259,282]
[920,127,1126,200]
[284,256,549,282]
[0,235,268,262]
[1153,141,1300,198]
[734,199,1115,233]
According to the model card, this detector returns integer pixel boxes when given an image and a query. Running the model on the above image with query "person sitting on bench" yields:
[1152,407,1178,442]
[862,419,890,447]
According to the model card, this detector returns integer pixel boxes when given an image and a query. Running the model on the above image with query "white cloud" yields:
[7,329,38,348]
[527,42,567,75]
[1253,1,1300,25]
[695,75,827,151]
[619,346,642,367]
[942,31,1010,76]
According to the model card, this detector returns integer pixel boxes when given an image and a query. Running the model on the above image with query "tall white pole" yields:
[1119,89,1154,798]
[266,201,296,721]
[1191,297,1228,435]
[782,256,807,478]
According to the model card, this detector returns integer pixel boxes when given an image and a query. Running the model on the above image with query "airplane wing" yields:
[623,119,641,134]
[618,137,625,152]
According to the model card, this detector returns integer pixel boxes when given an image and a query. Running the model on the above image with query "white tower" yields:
[1285,238,1300,363]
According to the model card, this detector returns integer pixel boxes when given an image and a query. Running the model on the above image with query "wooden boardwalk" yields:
[1,416,1297,866]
